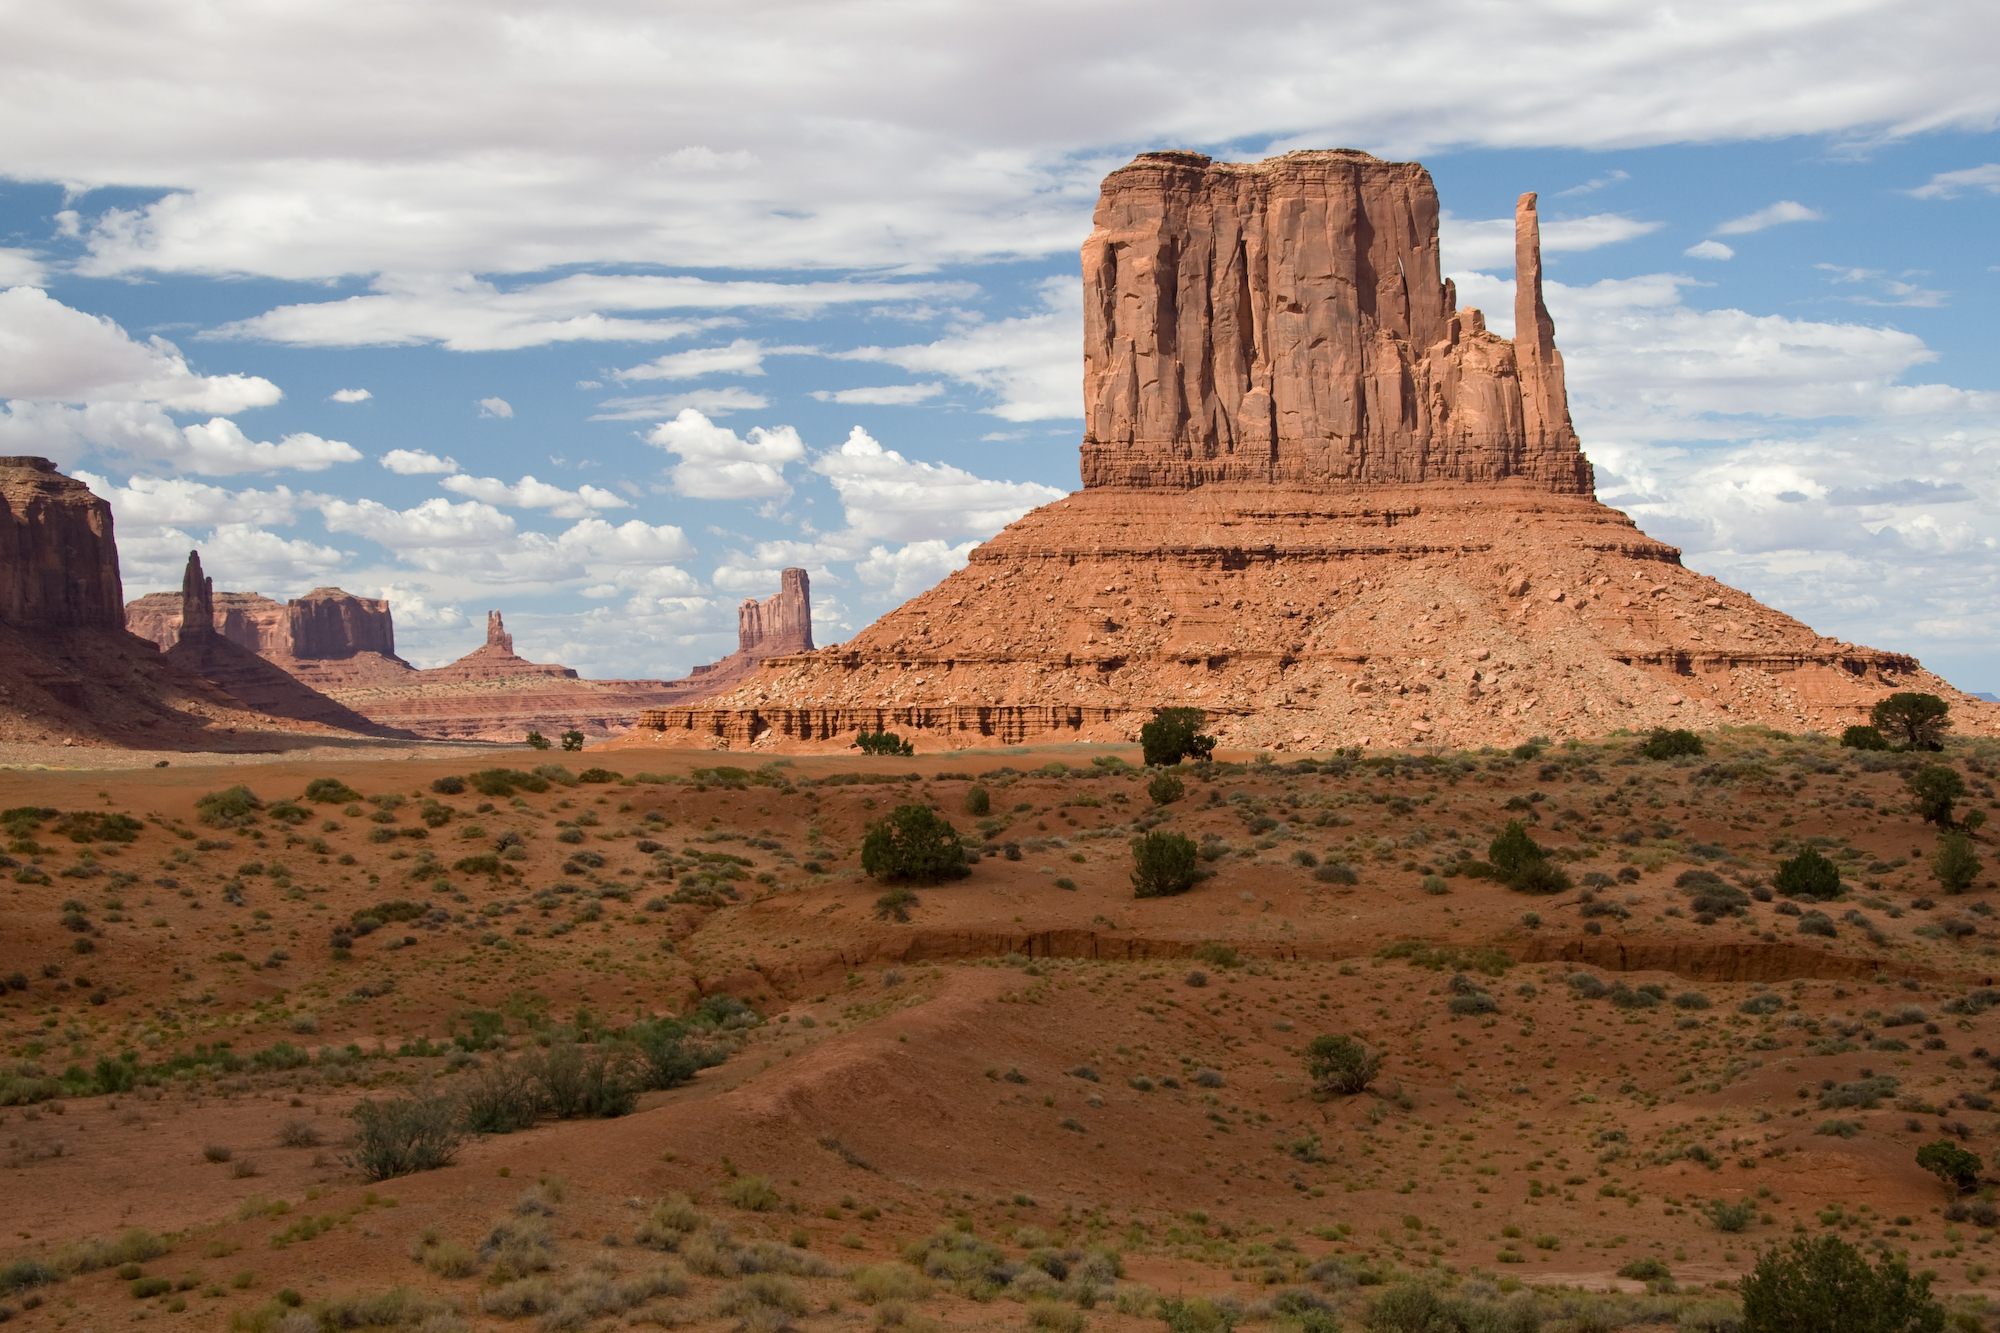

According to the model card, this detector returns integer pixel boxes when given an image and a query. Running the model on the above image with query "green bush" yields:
[1908,765,1966,827]
[1705,1198,1757,1232]
[0,1258,58,1295]
[1773,846,1841,901]
[1304,1033,1380,1095]
[1872,692,1951,751]
[1139,708,1216,767]
[429,775,466,795]
[302,777,363,803]
[345,1094,465,1180]
[860,804,969,885]
[723,1174,780,1211]
[1916,1139,1983,1193]
[468,768,550,797]
[1640,727,1705,759]
[576,768,622,784]
[1617,1256,1672,1282]
[1131,832,1201,898]
[1487,821,1570,894]
[559,730,585,752]
[195,786,262,828]
[856,730,914,756]
[1933,832,1983,895]
[525,731,551,750]
[1840,725,1891,751]
[1740,1234,1944,1333]
[964,785,990,816]
[459,1062,545,1135]
[1148,773,1185,806]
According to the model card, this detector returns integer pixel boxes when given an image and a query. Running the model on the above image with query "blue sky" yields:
[2,1,1996,692]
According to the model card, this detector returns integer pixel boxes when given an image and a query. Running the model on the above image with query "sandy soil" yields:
[3,731,1999,1331]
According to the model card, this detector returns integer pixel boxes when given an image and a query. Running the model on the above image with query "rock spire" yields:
[178,550,215,642]
[738,568,814,657]
[486,611,513,653]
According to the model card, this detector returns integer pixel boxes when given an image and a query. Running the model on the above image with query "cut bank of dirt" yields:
[3,730,1999,1331]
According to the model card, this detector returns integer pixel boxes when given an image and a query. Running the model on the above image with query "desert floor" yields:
[3,728,1998,1331]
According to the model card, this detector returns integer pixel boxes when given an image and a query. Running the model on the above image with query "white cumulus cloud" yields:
[379,448,459,475]
[837,277,1080,421]
[611,339,812,381]
[0,286,279,413]
[1683,240,1734,260]
[592,386,768,420]
[810,425,1066,543]
[1713,200,1824,235]
[329,387,372,402]
[1438,211,1664,271]
[71,470,311,533]
[440,473,631,518]
[477,396,513,418]
[810,384,943,406]
[1906,164,2000,200]
[645,408,804,500]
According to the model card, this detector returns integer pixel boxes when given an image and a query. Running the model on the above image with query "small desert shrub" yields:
[346,1094,464,1180]
[204,1143,233,1163]
[1774,847,1841,901]
[1741,1234,1944,1333]
[964,785,991,816]
[480,1219,555,1278]
[1618,1256,1672,1282]
[1487,821,1570,894]
[1640,728,1705,760]
[716,1273,809,1318]
[196,786,263,828]
[1313,862,1358,885]
[421,1240,480,1278]
[1131,831,1201,898]
[276,1120,321,1149]
[1705,1198,1758,1231]
[1305,1033,1380,1095]
[861,805,969,885]
[460,1060,547,1134]
[522,1043,637,1120]
[852,1265,932,1305]
[724,1175,781,1212]
[637,1195,704,1250]
[1148,773,1185,806]
[0,1259,58,1295]
[479,1276,558,1318]
[1840,725,1891,751]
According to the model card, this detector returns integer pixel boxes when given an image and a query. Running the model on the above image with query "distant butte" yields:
[632,149,1996,753]
[126,567,819,743]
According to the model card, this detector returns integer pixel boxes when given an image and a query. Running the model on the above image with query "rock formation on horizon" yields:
[635,150,1994,753]
[125,569,816,743]
[0,456,395,748]
[305,573,815,742]
[127,583,412,688]
[161,550,405,736]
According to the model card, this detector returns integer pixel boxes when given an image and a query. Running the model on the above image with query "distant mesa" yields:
[126,583,413,688]
[0,456,394,749]
[122,564,818,743]
[158,551,405,736]
[636,150,1996,753]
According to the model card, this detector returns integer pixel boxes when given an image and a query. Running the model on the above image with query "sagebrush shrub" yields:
[1130,832,1200,898]
[346,1094,464,1180]
[862,805,968,884]
[1304,1033,1380,1095]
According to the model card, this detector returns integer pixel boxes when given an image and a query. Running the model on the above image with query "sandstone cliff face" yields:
[622,149,1994,755]
[1078,151,1590,494]
[127,585,402,660]
[163,551,406,736]
[0,462,399,750]
[737,568,815,657]
[0,456,124,630]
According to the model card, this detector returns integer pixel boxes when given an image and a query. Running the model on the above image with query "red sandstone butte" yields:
[126,585,413,689]
[312,572,817,742]
[624,150,1995,755]
[0,457,379,748]
[162,551,408,736]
